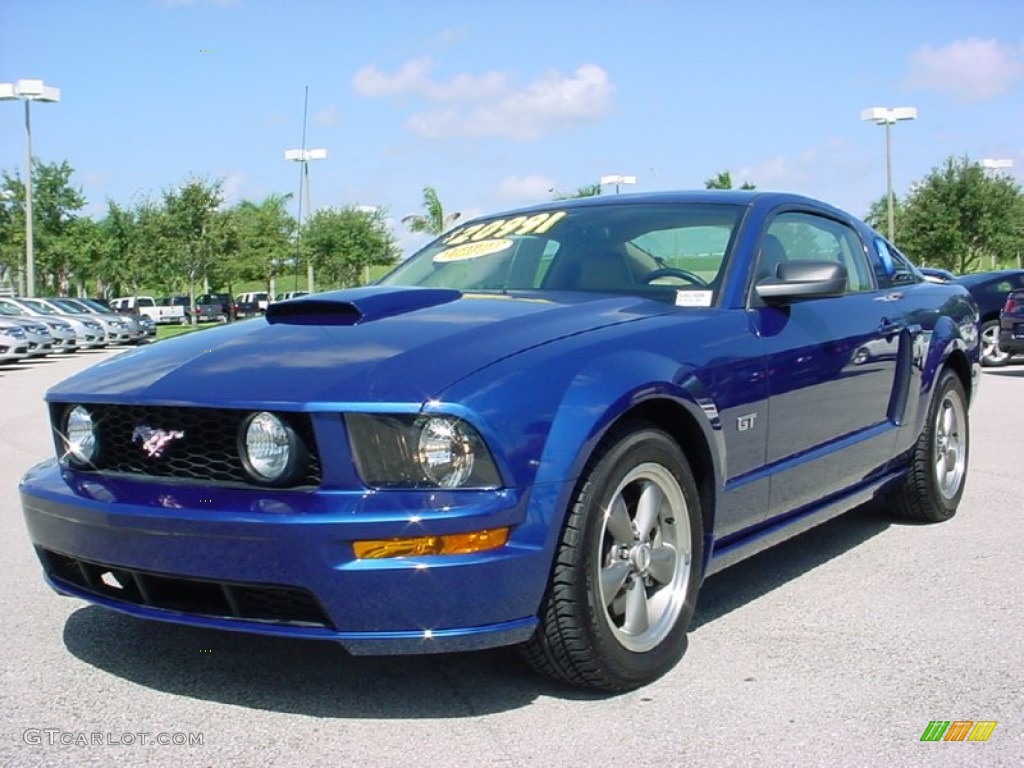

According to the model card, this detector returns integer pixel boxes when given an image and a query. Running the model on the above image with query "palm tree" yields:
[401,185,460,235]
[553,182,602,199]
[704,170,755,190]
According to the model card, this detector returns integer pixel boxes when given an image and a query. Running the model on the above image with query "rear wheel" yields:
[522,422,702,691]
[888,369,969,522]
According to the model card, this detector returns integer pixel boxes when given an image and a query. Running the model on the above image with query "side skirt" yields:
[704,468,906,578]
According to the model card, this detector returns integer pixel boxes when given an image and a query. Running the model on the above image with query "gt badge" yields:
[133,426,185,458]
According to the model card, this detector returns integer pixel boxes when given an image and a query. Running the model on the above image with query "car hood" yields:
[48,287,673,408]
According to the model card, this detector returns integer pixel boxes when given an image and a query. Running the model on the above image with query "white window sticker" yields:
[675,290,713,307]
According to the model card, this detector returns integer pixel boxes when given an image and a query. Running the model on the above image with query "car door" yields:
[751,210,904,520]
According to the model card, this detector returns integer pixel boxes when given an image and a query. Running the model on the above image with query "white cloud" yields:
[906,38,1024,102]
[354,58,613,141]
[353,57,506,101]
[315,105,339,126]
[407,64,614,141]
[733,138,866,193]
[733,155,813,190]
[219,171,247,205]
[432,25,470,48]
[496,174,557,202]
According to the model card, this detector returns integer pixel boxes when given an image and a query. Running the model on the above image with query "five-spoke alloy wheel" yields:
[523,422,702,691]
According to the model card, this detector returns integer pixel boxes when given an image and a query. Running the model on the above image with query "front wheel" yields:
[980,320,1008,366]
[522,422,702,691]
[888,369,969,522]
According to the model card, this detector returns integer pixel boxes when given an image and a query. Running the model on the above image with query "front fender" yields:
[534,350,722,488]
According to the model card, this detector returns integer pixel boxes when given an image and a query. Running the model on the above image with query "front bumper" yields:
[20,460,545,654]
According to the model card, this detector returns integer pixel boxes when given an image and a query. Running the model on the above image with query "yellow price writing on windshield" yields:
[442,211,566,246]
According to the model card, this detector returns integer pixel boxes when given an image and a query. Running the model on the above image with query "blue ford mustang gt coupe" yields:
[21,191,980,691]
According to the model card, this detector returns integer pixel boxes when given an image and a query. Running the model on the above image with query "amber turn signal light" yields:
[353,527,509,559]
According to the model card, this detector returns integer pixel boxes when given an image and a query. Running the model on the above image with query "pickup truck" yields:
[193,293,234,322]
[110,296,187,325]
[234,291,269,318]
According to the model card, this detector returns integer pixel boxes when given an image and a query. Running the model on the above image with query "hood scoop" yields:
[266,286,463,326]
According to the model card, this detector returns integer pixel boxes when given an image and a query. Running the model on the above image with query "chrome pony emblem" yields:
[132,425,185,458]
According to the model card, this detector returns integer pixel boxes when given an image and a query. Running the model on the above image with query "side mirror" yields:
[756,260,848,304]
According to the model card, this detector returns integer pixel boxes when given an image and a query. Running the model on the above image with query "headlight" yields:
[238,411,307,485]
[63,405,98,467]
[346,413,501,489]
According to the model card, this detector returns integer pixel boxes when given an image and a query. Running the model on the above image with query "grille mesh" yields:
[53,403,321,487]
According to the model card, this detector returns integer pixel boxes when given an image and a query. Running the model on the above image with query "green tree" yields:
[304,206,399,288]
[402,185,460,235]
[0,174,25,290]
[97,199,164,297]
[553,182,602,199]
[897,156,1024,273]
[0,159,87,294]
[230,194,296,294]
[61,216,107,297]
[204,206,244,302]
[159,177,223,306]
[864,195,903,238]
[704,170,755,190]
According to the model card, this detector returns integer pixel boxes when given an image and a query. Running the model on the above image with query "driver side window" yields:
[765,212,872,292]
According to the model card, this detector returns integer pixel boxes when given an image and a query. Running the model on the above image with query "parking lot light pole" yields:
[981,158,1013,175]
[860,106,916,243]
[284,147,327,293]
[0,79,61,298]
[600,174,637,194]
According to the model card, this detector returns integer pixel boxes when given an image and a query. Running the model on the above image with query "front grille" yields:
[52,404,321,487]
[41,548,333,628]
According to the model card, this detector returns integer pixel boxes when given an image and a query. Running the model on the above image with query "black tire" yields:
[888,369,969,522]
[521,422,702,691]
[980,320,1008,367]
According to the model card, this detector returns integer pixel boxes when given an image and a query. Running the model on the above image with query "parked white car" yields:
[0,297,78,353]
[0,305,52,357]
[0,321,29,364]
[8,297,108,349]
[52,298,143,344]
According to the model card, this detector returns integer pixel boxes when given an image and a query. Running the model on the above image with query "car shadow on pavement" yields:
[61,501,893,716]
[692,501,892,629]
[61,608,587,716]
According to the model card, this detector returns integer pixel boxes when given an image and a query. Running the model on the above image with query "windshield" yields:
[49,299,87,314]
[19,299,57,315]
[379,202,743,305]
[75,298,114,314]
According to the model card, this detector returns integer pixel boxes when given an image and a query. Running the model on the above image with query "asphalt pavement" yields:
[1,348,1021,767]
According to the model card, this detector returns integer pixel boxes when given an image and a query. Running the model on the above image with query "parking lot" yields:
[1,350,1021,767]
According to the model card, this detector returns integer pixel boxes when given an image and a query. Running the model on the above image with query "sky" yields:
[1,0,1022,255]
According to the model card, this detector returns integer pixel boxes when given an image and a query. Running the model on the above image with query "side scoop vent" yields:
[265,287,462,326]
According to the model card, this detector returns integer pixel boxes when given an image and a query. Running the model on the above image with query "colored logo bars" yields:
[920,721,997,742]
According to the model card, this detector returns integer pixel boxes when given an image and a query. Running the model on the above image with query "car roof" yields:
[484,189,840,217]
[955,269,1024,285]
